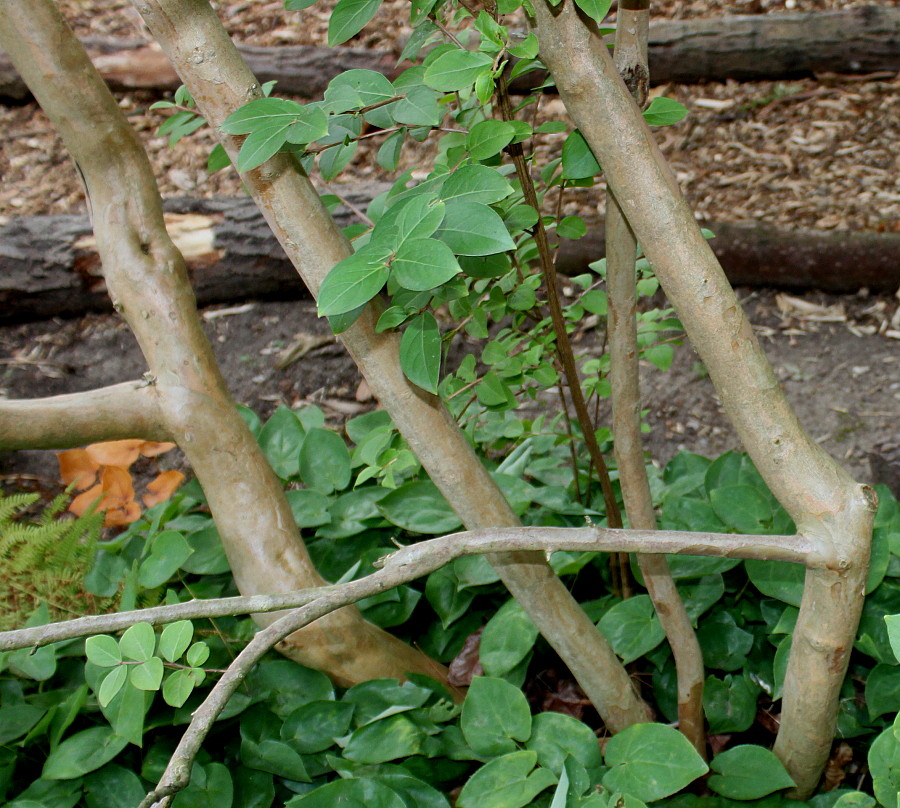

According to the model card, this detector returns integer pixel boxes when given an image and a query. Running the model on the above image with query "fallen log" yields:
[1,7,897,101]
[1,192,897,323]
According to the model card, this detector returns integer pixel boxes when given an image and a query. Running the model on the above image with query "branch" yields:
[0,524,817,652]
[606,0,706,757]
[0,381,171,449]
[129,0,654,731]
[529,1,876,792]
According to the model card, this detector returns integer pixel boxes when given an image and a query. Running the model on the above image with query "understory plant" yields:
[0,0,880,803]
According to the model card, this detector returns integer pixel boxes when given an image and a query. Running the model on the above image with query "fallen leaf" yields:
[139,441,177,458]
[143,470,185,507]
[57,448,100,490]
[104,500,142,527]
[85,439,146,469]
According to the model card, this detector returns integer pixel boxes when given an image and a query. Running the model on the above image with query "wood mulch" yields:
[1,0,897,237]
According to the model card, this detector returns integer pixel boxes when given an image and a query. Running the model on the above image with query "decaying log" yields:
[1,191,897,322]
[1,7,897,101]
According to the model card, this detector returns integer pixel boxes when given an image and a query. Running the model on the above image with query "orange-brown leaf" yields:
[142,470,185,508]
[85,439,146,469]
[99,465,136,507]
[139,441,177,458]
[103,500,142,527]
[57,448,100,491]
[69,483,105,517]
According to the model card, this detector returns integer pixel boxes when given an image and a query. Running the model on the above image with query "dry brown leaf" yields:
[85,439,146,468]
[143,469,185,508]
[57,448,100,490]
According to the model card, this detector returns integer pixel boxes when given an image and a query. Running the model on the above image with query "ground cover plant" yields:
[0,0,887,805]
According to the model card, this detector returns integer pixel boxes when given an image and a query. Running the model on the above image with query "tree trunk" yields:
[531,0,876,794]
[128,0,654,731]
[0,0,448,690]
[1,7,896,100]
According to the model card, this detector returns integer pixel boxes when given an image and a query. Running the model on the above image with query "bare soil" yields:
[0,0,898,498]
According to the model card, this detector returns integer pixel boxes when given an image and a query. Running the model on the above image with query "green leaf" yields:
[377,129,406,170]
[98,664,127,708]
[643,97,689,126]
[703,672,759,734]
[162,669,196,708]
[643,343,674,371]
[379,480,461,534]
[561,130,600,179]
[696,611,754,670]
[221,98,304,134]
[556,215,586,239]
[440,165,513,204]
[869,726,900,808]
[598,594,665,663]
[573,0,611,23]
[285,777,406,808]
[708,745,796,799]
[466,120,516,161]
[249,659,334,718]
[235,122,290,171]
[461,676,532,756]
[438,199,516,256]
[392,237,461,291]
[602,723,708,801]
[186,641,209,667]
[84,763,146,808]
[180,524,230,575]
[423,50,493,91]
[258,405,306,479]
[43,726,129,780]
[709,484,773,533]
[0,703,44,744]
[327,69,395,108]
[317,249,390,316]
[207,143,231,173]
[343,714,427,763]
[376,193,446,249]
[525,712,603,774]
[745,559,805,606]
[400,312,442,393]
[426,567,476,628]
[508,32,539,59]
[318,140,359,181]
[85,635,122,668]
[119,622,155,662]
[158,620,194,663]
[138,530,194,589]
[480,599,539,676]
[281,700,355,753]
[285,489,332,528]
[129,656,164,691]
[299,428,352,494]
[866,663,900,720]
[457,751,557,808]
[328,0,383,45]
[284,106,330,144]
[286,0,319,8]
[393,86,443,127]
[887,614,900,662]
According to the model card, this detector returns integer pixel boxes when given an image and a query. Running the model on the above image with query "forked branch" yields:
[530,0,875,793]
[130,0,653,730]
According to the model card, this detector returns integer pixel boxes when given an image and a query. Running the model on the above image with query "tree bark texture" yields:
[607,0,707,757]
[0,7,896,100]
[531,0,875,794]
[0,0,447,690]
[130,0,653,731]
[3,198,897,323]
